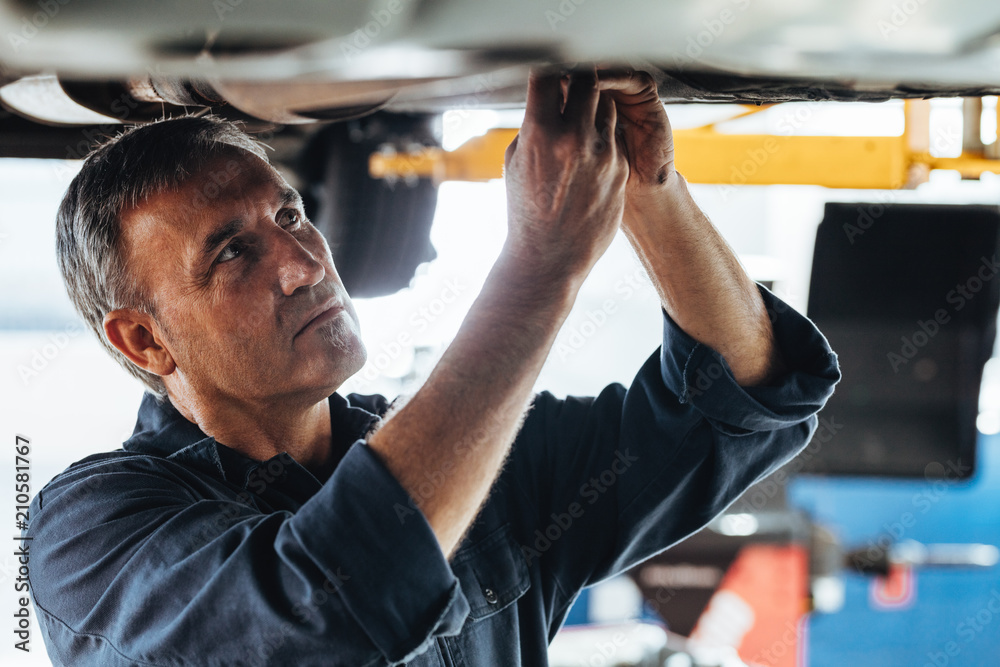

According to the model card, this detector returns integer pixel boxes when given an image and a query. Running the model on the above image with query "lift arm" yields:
[370,100,1000,189]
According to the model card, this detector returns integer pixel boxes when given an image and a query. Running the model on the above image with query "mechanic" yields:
[27,68,839,666]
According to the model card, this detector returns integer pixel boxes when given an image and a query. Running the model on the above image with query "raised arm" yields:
[367,69,629,556]
[599,70,785,387]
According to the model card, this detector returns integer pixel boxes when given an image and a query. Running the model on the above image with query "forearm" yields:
[367,246,584,557]
[623,173,783,386]
[369,68,626,557]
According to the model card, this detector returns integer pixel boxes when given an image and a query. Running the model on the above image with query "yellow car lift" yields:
[370,99,1000,189]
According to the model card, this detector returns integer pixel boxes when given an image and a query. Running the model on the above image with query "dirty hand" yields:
[597,69,677,212]
[504,68,630,276]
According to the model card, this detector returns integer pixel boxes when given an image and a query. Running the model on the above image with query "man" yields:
[28,69,839,665]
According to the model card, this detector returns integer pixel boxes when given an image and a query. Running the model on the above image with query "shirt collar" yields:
[123,392,382,488]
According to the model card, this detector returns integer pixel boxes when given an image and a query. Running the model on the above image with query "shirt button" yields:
[483,587,498,604]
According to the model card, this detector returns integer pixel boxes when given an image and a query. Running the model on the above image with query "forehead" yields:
[172,151,284,217]
[122,152,283,240]
[118,151,291,274]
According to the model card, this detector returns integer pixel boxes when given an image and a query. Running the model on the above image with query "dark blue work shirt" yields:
[26,286,839,666]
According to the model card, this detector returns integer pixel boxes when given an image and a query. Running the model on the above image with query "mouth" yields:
[295,297,345,338]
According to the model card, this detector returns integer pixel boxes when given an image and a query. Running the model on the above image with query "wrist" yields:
[476,242,582,328]
[623,170,693,235]
[498,235,593,292]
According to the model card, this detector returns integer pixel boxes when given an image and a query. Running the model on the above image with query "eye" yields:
[280,209,304,229]
[217,239,246,263]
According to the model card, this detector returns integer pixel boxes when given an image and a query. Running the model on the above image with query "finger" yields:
[595,91,617,145]
[604,96,631,170]
[597,68,658,102]
[615,125,630,169]
[563,68,600,129]
[524,68,563,129]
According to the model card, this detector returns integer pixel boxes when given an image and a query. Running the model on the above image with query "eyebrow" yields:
[277,187,303,212]
[197,187,304,261]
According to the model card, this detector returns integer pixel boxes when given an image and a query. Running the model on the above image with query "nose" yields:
[273,228,325,296]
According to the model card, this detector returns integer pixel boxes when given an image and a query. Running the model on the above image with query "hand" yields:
[597,69,676,206]
[598,70,782,386]
[369,69,629,556]
[504,67,629,276]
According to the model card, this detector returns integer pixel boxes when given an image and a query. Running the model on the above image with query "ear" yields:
[103,309,176,377]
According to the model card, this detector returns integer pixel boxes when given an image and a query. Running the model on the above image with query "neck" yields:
[170,391,333,476]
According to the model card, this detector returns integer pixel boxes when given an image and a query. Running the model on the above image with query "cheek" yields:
[165,294,265,357]
[168,308,280,385]
[221,305,278,348]
[205,274,276,334]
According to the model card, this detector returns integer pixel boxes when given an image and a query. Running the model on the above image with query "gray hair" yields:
[55,115,269,400]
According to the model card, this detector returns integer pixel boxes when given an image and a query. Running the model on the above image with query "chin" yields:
[314,317,367,386]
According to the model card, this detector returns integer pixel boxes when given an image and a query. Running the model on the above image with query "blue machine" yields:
[791,434,1000,667]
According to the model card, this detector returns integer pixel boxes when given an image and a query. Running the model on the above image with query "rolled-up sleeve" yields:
[29,441,468,666]
[503,284,840,611]
[662,284,840,433]
[289,441,470,663]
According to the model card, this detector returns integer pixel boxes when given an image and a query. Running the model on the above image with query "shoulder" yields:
[34,449,208,515]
